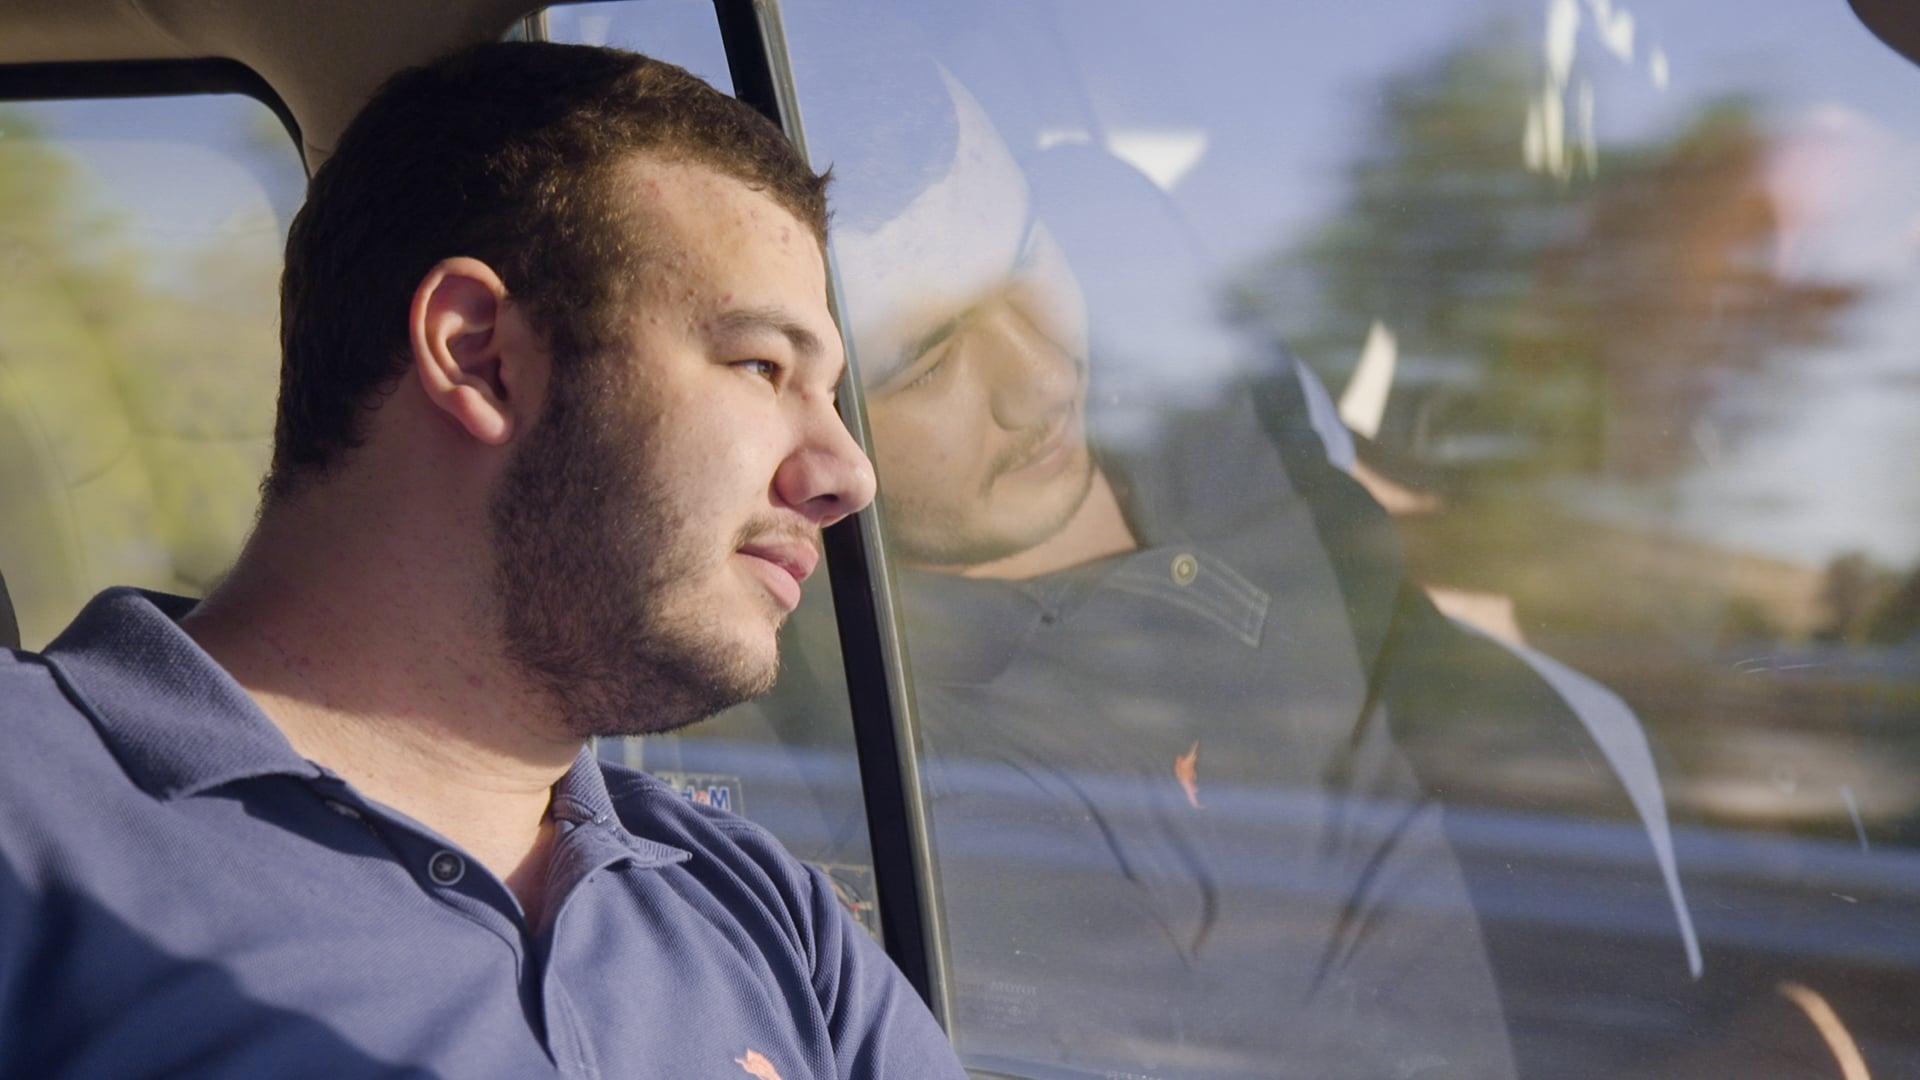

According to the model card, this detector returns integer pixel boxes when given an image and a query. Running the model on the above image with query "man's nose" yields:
[978,303,1078,430]
[772,402,878,528]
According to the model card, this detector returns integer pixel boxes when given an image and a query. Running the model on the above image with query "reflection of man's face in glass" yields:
[836,80,1094,571]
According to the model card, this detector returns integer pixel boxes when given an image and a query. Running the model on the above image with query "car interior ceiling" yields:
[0,0,542,170]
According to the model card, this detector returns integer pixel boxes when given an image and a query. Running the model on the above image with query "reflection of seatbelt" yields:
[1287,355,1702,978]
[1469,627,1702,978]
[1291,359,1357,474]
[1362,576,1704,981]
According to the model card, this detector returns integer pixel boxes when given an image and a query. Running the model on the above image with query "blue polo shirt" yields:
[0,588,964,1079]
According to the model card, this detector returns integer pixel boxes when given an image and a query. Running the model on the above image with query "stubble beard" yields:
[488,364,780,740]
[883,418,1096,571]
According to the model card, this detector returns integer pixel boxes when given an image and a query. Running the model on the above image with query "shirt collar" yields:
[42,587,323,800]
[550,744,691,869]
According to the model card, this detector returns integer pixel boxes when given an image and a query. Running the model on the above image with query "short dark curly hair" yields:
[266,41,829,501]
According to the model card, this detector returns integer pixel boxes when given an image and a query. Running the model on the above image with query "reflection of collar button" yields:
[428,850,466,887]
[1171,553,1199,586]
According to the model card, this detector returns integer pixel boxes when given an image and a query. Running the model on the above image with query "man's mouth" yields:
[999,407,1081,481]
[736,536,820,613]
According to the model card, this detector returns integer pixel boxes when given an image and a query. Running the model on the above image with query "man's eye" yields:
[735,359,781,383]
[902,350,950,391]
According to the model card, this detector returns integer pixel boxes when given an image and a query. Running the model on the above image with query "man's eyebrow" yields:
[875,207,1042,385]
[890,312,967,380]
[709,306,825,360]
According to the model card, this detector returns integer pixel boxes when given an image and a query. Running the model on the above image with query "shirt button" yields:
[428,850,466,886]
[1171,553,1199,586]
[323,799,363,821]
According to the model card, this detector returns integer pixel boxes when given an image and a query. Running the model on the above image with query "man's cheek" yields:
[877,439,959,493]
[864,418,908,481]
[869,447,911,499]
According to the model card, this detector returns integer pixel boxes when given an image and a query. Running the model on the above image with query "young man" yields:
[0,42,964,1079]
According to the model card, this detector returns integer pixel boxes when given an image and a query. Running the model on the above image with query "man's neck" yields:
[182,494,576,924]
[960,467,1138,581]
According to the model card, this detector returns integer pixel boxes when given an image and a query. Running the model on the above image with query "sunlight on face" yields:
[492,159,853,736]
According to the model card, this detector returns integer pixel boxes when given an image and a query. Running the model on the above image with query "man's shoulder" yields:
[0,646,130,855]
[1,644,62,694]
[0,646,99,765]
[595,765,963,1076]
[597,758,836,960]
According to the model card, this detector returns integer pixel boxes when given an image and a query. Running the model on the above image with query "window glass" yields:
[0,94,302,649]
[788,1,1920,1075]
[545,1,735,92]
[546,1,885,941]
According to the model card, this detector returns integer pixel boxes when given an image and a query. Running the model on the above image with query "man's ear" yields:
[408,257,534,447]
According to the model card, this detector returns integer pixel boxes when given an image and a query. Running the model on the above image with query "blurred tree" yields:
[0,103,287,645]
[1225,27,1861,483]
[1814,551,1894,643]
[1865,562,1920,645]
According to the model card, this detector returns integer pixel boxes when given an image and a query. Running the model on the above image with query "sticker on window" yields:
[653,770,745,815]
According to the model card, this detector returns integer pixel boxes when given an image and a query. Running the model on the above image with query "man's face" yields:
[835,82,1094,571]
[491,156,873,737]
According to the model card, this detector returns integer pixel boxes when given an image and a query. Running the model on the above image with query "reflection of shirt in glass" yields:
[898,374,1515,1079]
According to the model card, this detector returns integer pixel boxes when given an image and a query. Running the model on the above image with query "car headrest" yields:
[0,568,18,650]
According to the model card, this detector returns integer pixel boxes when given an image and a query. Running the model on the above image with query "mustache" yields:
[982,406,1078,493]
[979,352,1090,491]
[732,517,823,557]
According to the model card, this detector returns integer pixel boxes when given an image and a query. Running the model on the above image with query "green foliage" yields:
[1815,551,1920,646]
[0,104,286,646]
[1217,22,1886,672]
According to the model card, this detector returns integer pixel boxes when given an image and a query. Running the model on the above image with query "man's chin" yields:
[886,454,1097,571]
[545,617,781,740]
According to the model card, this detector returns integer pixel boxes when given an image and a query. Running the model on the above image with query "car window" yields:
[783,1,1920,1076]
[545,0,887,942]
[544,0,735,92]
[0,92,303,649]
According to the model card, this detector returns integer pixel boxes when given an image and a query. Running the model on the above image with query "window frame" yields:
[708,0,952,1026]
[0,57,305,629]
[0,58,302,160]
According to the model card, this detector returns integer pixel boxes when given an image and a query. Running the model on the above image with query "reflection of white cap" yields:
[832,70,1030,385]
